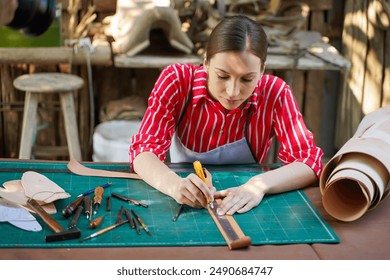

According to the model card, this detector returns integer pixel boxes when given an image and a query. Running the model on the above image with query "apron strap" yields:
[244,104,258,162]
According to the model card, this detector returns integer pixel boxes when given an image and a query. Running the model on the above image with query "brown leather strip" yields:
[67,159,141,179]
[208,200,252,250]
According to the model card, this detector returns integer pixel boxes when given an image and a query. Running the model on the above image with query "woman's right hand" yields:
[132,152,215,209]
[172,173,216,208]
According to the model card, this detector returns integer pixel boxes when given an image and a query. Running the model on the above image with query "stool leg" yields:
[19,92,38,159]
[60,91,82,161]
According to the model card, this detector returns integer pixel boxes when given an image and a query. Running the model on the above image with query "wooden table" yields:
[0,159,389,260]
[1,184,389,260]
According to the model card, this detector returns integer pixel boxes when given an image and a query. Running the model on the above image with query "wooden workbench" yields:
[0,159,388,260]
[1,184,389,260]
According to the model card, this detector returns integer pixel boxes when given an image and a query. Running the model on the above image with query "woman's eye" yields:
[217,75,229,80]
[241,78,254,83]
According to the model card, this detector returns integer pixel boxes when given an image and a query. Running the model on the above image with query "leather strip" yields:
[67,159,141,179]
[208,200,252,250]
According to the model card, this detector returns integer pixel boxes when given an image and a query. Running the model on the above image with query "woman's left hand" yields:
[214,181,267,215]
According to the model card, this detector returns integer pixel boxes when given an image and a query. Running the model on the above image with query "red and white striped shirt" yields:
[129,64,323,177]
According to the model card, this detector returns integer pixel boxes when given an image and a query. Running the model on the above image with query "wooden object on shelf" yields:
[0,44,112,66]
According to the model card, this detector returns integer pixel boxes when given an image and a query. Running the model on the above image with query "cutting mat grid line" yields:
[0,161,339,248]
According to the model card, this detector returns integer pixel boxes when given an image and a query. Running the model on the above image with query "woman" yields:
[129,15,323,216]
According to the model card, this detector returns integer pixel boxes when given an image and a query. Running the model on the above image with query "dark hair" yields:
[205,15,268,65]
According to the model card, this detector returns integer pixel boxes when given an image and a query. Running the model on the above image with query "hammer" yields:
[27,198,81,242]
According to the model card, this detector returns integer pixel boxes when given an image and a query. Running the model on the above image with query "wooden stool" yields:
[13,73,84,160]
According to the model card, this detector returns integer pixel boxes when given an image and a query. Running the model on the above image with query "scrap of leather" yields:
[0,198,42,232]
[67,158,141,179]
[0,180,57,214]
[21,171,70,203]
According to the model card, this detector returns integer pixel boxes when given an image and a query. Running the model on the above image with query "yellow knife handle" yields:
[193,161,214,206]
[193,161,207,182]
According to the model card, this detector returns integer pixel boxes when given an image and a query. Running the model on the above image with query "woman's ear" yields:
[260,61,266,74]
[203,55,208,70]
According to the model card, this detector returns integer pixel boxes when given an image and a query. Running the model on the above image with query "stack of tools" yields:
[320,106,390,222]
[79,204,151,242]
[59,182,152,243]
[1,177,153,243]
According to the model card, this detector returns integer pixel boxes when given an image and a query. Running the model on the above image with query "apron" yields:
[169,93,257,165]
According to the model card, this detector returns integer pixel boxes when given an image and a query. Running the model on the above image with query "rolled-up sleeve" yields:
[274,87,324,178]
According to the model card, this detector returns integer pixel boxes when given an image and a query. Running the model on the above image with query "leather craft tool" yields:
[79,219,129,242]
[106,196,111,211]
[111,192,148,208]
[131,209,151,236]
[193,161,252,250]
[83,196,92,220]
[89,214,107,229]
[93,186,104,214]
[67,205,83,229]
[124,209,135,229]
[62,196,84,218]
[116,206,125,224]
[193,161,214,208]
[27,198,81,242]
[172,204,184,222]
[77,182,112,197]
[133,216,140,234]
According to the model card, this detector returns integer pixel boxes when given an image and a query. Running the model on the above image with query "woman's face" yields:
[204,51,263,110]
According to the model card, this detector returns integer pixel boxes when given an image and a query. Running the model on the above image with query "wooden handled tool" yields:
[79,219,129,242]
[62,196,84,218]
[89,214,107,229]
[193,161,252,250]
[27,198,81,242]
[93,186,104,213]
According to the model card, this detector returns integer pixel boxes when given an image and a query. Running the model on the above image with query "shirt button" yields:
[220,130,224,134]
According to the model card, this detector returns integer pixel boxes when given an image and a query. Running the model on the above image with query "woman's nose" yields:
[226,80,240,98]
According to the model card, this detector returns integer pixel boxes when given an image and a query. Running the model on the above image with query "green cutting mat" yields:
[0,161,339,248]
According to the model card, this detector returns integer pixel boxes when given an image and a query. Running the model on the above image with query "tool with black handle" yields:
[68,205,83,229]
[61,196,83,218]
[27,198,81,242]
[83,196,92,220]
[111,192,148,208]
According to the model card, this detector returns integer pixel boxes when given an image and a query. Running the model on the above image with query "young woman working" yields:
[129,15,323,216]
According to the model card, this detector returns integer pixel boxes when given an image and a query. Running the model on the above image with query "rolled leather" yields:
[320,106,390,221]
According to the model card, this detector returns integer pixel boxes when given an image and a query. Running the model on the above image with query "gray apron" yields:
[169,93,256,164]
[169,133,256,164]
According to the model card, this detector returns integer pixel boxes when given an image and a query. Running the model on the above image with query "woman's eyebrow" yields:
[214,67,258,76]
